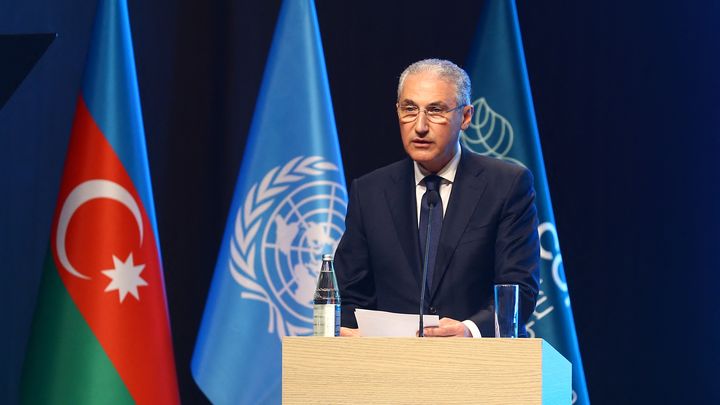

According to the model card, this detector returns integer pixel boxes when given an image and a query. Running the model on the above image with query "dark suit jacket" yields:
[334,148,540,337]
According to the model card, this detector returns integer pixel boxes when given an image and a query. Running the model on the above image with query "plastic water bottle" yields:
[313,254,341,336]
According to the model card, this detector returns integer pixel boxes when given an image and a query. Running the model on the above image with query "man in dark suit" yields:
[335,59,539,337]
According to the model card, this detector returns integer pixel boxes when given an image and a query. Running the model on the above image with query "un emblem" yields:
[228,156,347,339]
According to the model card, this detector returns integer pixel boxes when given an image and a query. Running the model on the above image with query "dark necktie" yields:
[418,174,443,291]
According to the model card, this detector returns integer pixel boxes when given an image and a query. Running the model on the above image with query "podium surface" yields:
[283,337,570,404]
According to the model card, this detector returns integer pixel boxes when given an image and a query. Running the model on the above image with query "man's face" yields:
[397,71,473,173]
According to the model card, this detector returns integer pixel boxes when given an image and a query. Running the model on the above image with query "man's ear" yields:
[460,105,474,130]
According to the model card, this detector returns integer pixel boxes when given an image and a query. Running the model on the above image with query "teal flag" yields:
[191,0,347,403]
[462,0,590,403]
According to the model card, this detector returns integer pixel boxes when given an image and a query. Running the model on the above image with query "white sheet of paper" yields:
[354,308,440,337]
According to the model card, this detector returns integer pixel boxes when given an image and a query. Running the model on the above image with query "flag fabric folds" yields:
[191,0,347,403]
[20,0,179,404]
[462,0,590,403]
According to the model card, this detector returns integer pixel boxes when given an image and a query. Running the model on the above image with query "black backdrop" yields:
[2,0,720,403]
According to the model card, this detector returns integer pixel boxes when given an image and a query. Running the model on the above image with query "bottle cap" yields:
[322,253,333,261]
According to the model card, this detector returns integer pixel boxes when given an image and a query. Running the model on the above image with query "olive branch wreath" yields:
[228,156,338,339]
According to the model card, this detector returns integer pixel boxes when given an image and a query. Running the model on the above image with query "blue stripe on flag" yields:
[81,0,159,241]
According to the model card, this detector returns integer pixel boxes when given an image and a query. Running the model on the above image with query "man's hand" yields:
[340,327,361,337]
[421,317,471,337]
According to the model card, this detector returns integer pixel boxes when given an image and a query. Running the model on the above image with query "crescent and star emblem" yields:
[55,179,148,302]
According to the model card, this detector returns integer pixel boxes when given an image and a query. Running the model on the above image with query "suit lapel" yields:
[430,151,488,297]
[384,158,422,287]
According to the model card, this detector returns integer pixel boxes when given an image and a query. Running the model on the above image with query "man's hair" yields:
[397,59,472,107]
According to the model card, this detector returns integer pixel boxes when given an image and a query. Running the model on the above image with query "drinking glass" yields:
[494,284,519,338]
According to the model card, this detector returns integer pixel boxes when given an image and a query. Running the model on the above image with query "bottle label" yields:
[313,304,340,337]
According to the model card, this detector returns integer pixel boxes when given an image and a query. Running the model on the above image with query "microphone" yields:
[418,190,439,337]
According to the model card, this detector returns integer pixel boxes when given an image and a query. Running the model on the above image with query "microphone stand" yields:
[418,195,437,337]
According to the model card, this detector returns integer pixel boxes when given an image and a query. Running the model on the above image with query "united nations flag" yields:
[191,0,347,403]
[463,0,590,403]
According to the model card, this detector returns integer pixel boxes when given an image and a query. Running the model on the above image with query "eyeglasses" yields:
[397,104,466,124]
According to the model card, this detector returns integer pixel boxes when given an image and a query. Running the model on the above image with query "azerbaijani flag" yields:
[20,0,180,403]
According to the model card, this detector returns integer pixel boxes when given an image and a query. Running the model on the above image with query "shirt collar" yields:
[413,142,462,186]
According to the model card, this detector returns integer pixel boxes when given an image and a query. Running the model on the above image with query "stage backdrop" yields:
[2,0,720,403]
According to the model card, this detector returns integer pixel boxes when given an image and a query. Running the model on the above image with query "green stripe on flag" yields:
[21,253,134,405]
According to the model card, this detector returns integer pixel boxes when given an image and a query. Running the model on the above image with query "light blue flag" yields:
[462,0,590,403]
[191,0,347,403]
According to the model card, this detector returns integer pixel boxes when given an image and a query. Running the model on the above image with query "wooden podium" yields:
[282,337,570,404]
